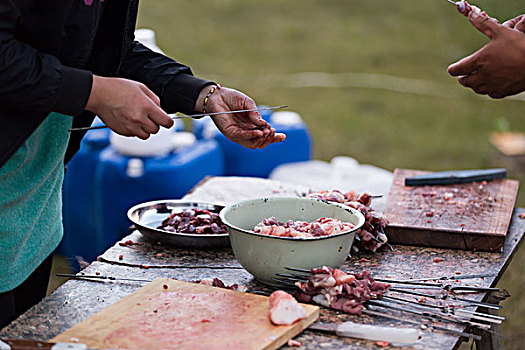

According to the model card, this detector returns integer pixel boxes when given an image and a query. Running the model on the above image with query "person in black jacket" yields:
[0,0,285,328]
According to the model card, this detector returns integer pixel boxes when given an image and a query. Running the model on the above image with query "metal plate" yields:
[127,200,229,248]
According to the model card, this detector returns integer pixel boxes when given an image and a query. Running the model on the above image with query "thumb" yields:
[447,51,479,77]
[469,11,501,39]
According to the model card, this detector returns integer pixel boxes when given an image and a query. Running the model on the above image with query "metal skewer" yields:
[388,288,501,310]
[57,273,152,283]
[68,105,288,132]
[382,295,504,321]
[380,296,502,325]
[368,300,492,330]
[362,308,481,341]
[391,273,498,283]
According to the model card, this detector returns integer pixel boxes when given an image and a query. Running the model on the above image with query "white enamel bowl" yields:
[219,197,365,286]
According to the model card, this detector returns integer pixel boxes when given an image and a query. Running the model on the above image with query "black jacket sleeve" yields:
[117,41,214,115]
[0,1,92,116]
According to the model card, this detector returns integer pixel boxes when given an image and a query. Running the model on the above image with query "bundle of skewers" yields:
[274,266,504,341]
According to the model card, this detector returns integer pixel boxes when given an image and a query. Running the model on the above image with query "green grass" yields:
[135,1,525,346]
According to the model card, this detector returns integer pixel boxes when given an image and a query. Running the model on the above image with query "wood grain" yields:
[384,169,519,251]
[50,278,319,350]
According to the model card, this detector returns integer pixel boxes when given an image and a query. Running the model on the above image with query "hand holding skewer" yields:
[447,4,525,98]
[194,86,286,149]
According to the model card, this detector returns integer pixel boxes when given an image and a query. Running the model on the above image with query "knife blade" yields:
[404,168,506,186]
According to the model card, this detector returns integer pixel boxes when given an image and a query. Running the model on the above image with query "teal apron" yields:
[0,113,73,292]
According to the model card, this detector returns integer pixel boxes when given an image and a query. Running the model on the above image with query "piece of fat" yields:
[312,294,331,307]
[269,290,307,325]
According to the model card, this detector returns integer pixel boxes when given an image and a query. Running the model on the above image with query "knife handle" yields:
[405,168,506,186]
[0,339,88,350]
[336,322,420,344]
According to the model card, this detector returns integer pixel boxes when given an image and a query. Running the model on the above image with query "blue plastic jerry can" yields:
[60,118,185,269]
[200,110,313,178]
[92,137,224,247]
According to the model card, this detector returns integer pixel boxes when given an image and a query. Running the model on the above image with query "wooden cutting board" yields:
[384,169,519,251]
[50,278,319,350]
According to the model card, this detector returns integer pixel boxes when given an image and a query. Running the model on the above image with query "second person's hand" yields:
[85,76,174,139]
[447,12,525,99]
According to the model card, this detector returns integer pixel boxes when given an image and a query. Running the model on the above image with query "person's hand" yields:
[447,12,525,99]
[195,86,286,149]
[85,76,173,139]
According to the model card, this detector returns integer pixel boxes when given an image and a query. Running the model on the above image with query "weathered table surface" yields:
[1,177,524,350]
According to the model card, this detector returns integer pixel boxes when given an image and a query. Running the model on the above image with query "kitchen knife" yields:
[308,321,420,344]
[404,168,506,186]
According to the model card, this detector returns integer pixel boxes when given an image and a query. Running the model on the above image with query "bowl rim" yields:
[127,199,229,238]
[219,196,365,241]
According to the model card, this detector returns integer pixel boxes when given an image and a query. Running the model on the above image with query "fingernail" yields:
[470,11,479,19]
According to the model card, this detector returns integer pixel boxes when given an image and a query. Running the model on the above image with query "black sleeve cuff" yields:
[161,73,214,115]
[52,66,93,116]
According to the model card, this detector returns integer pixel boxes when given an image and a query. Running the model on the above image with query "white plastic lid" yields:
[171,131,197,150]
[270,111,302,126]
[110,124,176,157]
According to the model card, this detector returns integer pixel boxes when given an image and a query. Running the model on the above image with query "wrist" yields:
[195,84,221,113]
[85,75,103,113]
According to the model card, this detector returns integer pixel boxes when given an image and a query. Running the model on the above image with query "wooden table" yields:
[1,177,523,349]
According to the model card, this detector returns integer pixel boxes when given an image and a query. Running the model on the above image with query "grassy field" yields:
[49,0,524,347]
[135,0,525,346]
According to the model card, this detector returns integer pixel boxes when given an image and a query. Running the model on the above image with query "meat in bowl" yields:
[254,216,355,238]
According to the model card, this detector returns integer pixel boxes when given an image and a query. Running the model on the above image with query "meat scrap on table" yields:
[195,278,247,292]
[306,190,389,252]
[157,208,228,234]
[295,266,390,315]
[254,217,355,238]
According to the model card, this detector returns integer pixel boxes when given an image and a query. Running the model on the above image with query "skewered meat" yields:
[268,290,307,325]
[306,190,388,252]
[295,266,390,315]
[456,1,482,17]
[157,208,228,235]
[254,217,355,239]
